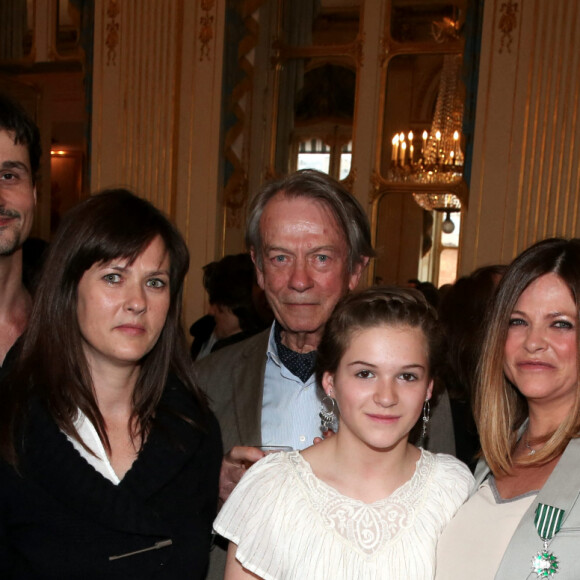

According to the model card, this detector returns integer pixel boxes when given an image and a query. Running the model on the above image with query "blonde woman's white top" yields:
[214,449,474,580]
[435,477,537,579]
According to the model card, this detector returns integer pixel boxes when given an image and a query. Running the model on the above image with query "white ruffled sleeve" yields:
[426,452,475,517]
[213,451,300,580]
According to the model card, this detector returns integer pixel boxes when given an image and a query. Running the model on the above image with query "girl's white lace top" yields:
[214,449,474,580]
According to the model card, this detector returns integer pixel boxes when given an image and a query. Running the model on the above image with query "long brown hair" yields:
[475,238,580,475]
[0,189,209,466]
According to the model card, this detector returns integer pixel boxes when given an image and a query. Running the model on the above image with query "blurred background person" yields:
[190,253,271,360]
[0,190,222,578]
[21,236,49,296]
[438,264,506,470]
[415,280,440,310]
[437,238,580,579]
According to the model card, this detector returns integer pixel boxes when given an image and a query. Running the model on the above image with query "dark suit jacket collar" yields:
[231,329,270,446]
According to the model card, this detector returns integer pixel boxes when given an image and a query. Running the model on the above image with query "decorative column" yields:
[91,0,226,327]
[350,1,387,217]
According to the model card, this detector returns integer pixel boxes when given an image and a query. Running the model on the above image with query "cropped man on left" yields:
[0,93,40,371]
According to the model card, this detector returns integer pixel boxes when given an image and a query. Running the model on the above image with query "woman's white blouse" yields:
[64,409,120,485]
[214,449,473,579]
[435,478,537,579]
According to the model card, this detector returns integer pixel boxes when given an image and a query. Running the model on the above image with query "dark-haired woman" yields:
[437,238,580,579]
[215,287,473,579]
[0,190,222,578]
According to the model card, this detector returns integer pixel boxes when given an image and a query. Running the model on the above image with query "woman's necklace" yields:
[524,439,536,455]
[525,439,538,455]
[524,432,546,456]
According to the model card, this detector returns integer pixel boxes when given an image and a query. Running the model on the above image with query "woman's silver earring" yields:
[319,395,337,430]
[420,399,431,445]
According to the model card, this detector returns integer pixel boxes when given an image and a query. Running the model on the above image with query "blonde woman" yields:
[437,238,580,579]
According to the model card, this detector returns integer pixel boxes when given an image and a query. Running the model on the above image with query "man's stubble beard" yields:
[0,227,24,256]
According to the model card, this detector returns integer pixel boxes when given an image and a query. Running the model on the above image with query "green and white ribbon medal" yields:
[531,503,564,578]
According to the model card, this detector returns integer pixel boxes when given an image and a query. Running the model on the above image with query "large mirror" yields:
[380,53,459,178]
[374,192,461,287]
[55,0,82,57]
[390,0,463,43]
[290,63,355,179]
[372,0,468,287]
[271,0,361,180]
[0,0,32,60]
[0,1,83,62]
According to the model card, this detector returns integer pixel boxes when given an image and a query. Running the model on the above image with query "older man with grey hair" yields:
[196,169,456,579]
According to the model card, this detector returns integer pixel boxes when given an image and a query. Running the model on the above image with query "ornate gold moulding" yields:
[372,171,465,214]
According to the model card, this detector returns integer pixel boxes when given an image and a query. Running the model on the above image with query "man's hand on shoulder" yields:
[313,429,335,445]
[219,446,265,504]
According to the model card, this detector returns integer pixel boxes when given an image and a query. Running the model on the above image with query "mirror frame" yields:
[266,0,363,185]
[370,0,468,285]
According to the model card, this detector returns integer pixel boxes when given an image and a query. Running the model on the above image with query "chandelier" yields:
[413,193,460,233]
[387,52,465,214]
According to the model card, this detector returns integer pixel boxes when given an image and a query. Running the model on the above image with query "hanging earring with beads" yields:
[419,398,431,446]
[319,395,337,431]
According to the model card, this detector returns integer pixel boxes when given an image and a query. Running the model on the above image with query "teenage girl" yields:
[215,287,473,579]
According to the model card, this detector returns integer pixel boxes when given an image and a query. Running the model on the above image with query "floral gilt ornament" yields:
[531,503,564,577]
[498,0,518,54]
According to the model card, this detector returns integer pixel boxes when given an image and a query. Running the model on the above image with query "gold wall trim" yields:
[106,0,120,66]
[568,0,580,233]
[498,0,518,54]
[112,1,180,214]
[199,0,215,61]
[512,0,533,256]
[515,0,580,249]
[467,0,499,271]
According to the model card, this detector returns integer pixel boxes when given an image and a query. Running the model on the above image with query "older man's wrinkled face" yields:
[0,130,36,256]
[253,194,364,351]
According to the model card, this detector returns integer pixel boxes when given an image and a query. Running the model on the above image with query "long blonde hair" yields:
[475,238,580,475]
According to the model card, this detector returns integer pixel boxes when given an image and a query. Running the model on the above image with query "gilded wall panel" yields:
[461,0,580,273]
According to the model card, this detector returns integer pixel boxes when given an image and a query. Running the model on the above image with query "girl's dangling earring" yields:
[319,395,337,431]
[419,398,430,447]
